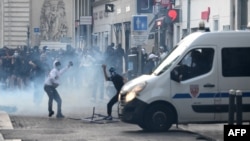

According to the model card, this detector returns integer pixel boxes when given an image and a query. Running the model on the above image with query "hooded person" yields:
[143,53,158,74]
[44,60,73,118]
[101,64,126,120]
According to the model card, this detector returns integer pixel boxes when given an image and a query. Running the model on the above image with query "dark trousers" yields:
[44,85,62,115]
[107,91,119,116]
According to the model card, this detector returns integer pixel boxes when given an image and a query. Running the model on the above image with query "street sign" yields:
[137,0,153,13]
[105,4,114,12]
[80,16,92,25]
[34,28,40,33]
[132,15,148,31]
[131,35,148,46]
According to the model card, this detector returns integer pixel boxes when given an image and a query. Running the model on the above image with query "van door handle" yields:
[203,84,215,88]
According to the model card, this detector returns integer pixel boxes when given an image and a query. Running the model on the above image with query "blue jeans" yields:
[44,85,62,115]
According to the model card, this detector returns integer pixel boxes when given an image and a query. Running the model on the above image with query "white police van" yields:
[118,31,250,132]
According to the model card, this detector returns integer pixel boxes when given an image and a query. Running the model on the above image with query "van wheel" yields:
[144,104,174,132]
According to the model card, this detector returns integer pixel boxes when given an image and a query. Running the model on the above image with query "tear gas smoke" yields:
[0,48,117,117]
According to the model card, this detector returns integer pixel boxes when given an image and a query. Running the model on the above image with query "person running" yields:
[44,60,73,118]
[101,64,126,120]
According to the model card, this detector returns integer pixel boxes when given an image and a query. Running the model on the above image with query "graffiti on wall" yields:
[40,0,68,41]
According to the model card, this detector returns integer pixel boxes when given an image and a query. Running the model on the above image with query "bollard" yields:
[228,89,235,125]
[236,90,242,125]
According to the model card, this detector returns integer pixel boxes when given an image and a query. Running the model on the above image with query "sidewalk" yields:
[0,111,20,141]
[178,123,224,141]
[0,111,13,130]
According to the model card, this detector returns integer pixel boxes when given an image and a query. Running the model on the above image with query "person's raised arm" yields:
[102,64,109,81]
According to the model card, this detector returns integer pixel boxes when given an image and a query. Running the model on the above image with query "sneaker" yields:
[48,111,54,117]
[56,114,65,118]
[103,116,112,120]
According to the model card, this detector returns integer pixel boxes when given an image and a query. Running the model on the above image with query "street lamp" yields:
[27,25,30,48]
[156,20,162,54]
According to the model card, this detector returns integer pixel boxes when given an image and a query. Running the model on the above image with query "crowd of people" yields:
[0,42,169,119]
[0,43,169,88]
[0,43,169,97]
[0,45,71,90]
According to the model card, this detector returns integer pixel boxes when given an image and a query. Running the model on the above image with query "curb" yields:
[0,111,16,141]
[0,111,13,130]
[178,124,224,141]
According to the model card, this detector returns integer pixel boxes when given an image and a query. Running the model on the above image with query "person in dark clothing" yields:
[11,51,22,89]
[29,54,50,105]
[101,64,126,120]
[143,53,158,74]
[114,43,125,74]
[2,49,13,88]
[104,43,115,68]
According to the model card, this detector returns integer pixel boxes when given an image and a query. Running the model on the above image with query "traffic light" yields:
[155,17,164,29]
[166,9,180,23]
[156,20,162,27]
[105,4,114,12]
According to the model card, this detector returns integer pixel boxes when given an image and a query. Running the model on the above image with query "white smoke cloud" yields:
[0,53,117,118]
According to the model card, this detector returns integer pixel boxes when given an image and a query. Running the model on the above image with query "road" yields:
[0,86,221,141]
[1,113,210,141]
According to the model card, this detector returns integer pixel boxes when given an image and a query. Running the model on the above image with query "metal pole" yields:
[86,0,91,47]
[27,25,30,48]
[230,0,235,30]
[138,45,142,75]
[187,0,191,34]
[158,26,160,54]
[228,89,235,125]
[236,90,242,125]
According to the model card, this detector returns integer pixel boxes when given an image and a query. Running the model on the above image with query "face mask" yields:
[110,71,116,76]
[56,65,61,70]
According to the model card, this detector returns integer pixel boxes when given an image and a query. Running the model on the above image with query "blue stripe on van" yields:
[220,93,229,98]
[173,92,250,99]
[243,92,250,97]
[197,93,215,98]
[172,93,192,99]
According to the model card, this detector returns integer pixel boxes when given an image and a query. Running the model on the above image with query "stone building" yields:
[0,0,74,49]
[0,0,249,52]
[0,0,30,48]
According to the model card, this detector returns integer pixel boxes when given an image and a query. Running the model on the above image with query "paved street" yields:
[0,111,214,141]
[0,87,224,141]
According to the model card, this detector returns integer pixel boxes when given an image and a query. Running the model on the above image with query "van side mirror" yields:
[171,68,181,83]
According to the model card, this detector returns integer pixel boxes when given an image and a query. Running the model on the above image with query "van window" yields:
[222,48,250,77]
[173,48,214,81]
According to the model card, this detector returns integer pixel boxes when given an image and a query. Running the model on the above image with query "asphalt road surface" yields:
[0,114,211,141]
[0,86,214,141]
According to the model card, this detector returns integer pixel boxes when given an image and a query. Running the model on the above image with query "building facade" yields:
[0,0,30,48]
[173,0,250,45]
[92,0,250,74]
[75,0,92,49]
[32,0,74,49]
[0,0,75,49]
[93,0,157,53]
[0,0,249,52]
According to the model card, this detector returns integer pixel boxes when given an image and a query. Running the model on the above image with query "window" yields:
[175,48,214,81]
[222,48,250,77]
[213,19,219,31]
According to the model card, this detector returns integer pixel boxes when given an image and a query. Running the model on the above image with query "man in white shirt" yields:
[44,60,73,118]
